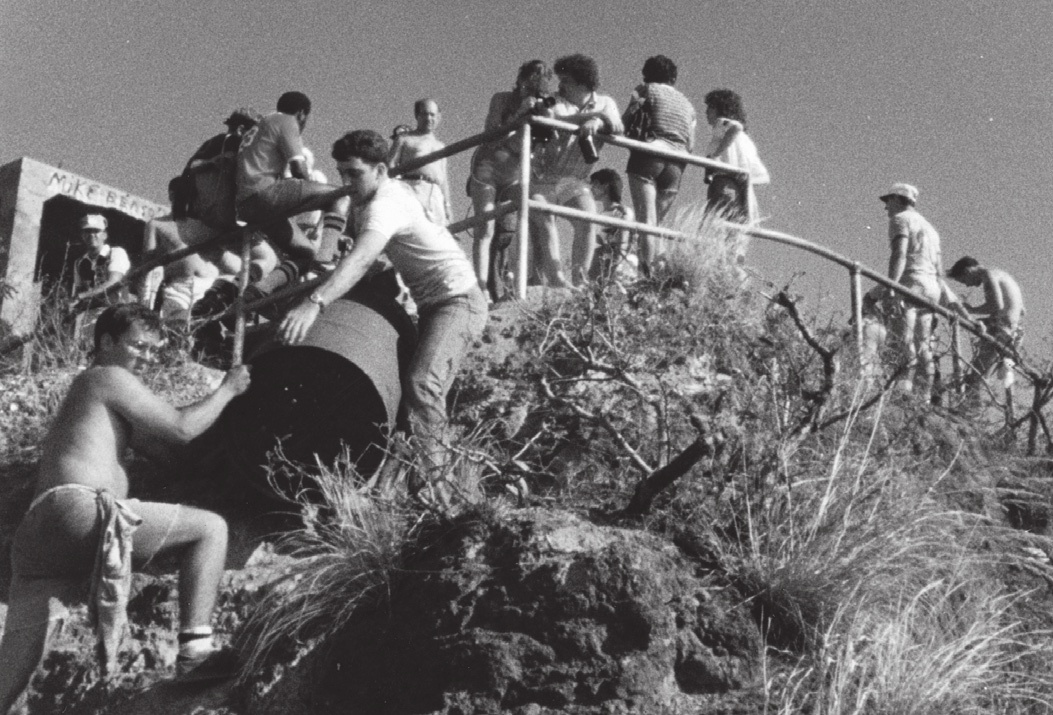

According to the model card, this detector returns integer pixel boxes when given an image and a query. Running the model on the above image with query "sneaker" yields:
[175,646,240,683]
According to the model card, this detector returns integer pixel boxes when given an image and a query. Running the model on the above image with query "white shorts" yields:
[531,177,591,206]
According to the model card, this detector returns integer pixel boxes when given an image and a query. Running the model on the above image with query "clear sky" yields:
[3,0,1051,342]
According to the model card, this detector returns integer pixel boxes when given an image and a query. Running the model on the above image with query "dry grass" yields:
[235,456,417,682]
[773,578,1053,714]
[651,202,753,302]
[713,396,1053,711]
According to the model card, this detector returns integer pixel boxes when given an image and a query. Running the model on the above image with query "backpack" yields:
[182,132,240,229]
[622,87,656,142]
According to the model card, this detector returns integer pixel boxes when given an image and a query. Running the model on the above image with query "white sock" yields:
[178,626,214,658]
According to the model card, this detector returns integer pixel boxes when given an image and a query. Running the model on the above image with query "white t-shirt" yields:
[354,180,476,306]
[534,92,621,183]
[705,118,770,185]
[889,208,941,279]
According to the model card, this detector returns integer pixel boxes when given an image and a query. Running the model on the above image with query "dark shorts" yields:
[706,173,749,220]
[626,148,685,194]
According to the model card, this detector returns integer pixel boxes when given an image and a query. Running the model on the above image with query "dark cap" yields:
[224,107,262,128]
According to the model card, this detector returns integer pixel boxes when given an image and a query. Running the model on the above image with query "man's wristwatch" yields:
[308,292,327,312]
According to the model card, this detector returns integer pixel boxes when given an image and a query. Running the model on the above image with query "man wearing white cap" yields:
[878,182,943,397]
[73,213,130,308]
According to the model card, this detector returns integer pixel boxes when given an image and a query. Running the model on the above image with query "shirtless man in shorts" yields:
[388,99,452,226]
[946,255,1025,388]
[0,305,250,712]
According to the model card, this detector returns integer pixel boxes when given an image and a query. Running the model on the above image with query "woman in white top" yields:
[703,89,769,223]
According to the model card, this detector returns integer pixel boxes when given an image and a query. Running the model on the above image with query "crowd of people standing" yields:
[2,49,1026,713]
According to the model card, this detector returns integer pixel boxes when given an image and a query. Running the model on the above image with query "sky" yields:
[2,0,1052,347]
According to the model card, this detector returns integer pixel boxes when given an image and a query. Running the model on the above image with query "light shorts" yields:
[531,177,591,206]
[901,272,942,307]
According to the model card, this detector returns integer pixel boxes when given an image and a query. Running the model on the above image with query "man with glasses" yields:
[0,305,251,710]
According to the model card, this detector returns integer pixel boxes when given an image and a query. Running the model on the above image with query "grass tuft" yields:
[236,454,417,682]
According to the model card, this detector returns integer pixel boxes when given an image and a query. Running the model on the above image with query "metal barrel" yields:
[221,289,416,499]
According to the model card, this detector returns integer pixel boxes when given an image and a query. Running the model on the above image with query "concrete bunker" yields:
[0,157,168,337]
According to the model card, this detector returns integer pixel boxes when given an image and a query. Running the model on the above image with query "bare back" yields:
[985,268,1025,330]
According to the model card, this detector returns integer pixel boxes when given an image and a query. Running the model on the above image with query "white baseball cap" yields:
[79,213,107,231]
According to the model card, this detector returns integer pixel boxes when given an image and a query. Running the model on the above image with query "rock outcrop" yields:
[243,507,762,715]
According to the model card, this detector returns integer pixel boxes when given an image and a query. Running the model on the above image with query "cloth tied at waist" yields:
[88,489,142,676]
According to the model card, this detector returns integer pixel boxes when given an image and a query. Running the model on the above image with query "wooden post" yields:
[516,123,532,300]
[950,318,962,393]
[850,264,863,359]
[1005,382,1016,439]
[231,228,251,366]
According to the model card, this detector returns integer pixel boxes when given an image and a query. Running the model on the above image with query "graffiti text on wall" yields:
[45,172,166,222]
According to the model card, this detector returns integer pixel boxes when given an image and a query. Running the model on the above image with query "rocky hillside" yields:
[3,234,1053,714]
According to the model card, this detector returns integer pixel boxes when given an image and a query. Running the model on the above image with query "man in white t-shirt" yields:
[530,54,623,286]
[279,130,487,488]
[72,213,131,309]
[878,182,943,398]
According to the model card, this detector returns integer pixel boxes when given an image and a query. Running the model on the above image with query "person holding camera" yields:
[467,60,554,301]
[530,54,623,287]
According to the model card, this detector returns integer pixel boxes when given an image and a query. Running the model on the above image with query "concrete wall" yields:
[0,157,168,336]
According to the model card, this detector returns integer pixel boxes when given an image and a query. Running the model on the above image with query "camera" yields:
[530,94,557,146]
[578,135,600,164]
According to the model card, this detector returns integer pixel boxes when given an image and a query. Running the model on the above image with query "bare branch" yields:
[622,416,722,517]
[819,364,909,431]
[540,375,654,474]
[772,291,840,443]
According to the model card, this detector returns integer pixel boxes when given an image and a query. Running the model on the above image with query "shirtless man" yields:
[946,255,1025,386]
[388,99,452,226]
[878,182,943,398]
[0,305,250,712]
